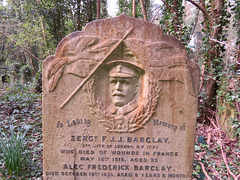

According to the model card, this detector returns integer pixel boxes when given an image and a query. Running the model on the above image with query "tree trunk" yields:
[187,0,225,122]
[140,0,147,21]
[77,0,82,30]
[87,0,93,23]
[97,0,100,19]
[205,0,224,111]
[133,0,135,18]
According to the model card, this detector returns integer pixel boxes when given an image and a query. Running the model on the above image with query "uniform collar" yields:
[109,99,138,115]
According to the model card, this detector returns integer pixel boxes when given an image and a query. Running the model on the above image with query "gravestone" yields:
[42,14,200,179]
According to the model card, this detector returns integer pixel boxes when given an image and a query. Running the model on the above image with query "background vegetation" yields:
[0,0,239,179]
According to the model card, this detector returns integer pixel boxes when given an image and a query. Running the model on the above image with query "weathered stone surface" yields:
[42,14,200,179]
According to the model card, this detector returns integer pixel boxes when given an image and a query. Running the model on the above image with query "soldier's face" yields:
[110,76,138,107]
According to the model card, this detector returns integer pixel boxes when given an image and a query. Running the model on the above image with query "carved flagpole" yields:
[59,27,134,109]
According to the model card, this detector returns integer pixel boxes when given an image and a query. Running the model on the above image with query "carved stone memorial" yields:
[42,14,200,179]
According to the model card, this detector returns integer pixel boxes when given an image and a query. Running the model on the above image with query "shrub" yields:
[21,65,33,83]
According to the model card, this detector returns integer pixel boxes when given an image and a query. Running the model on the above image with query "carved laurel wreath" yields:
[84,76,161,133]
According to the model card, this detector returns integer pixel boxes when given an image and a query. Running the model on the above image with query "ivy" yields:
[0,82,42,179]
[159,0,191,46]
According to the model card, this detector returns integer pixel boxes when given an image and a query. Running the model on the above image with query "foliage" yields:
[216,70,240,137]
[158,0,236,125]
[0,82,42,179]
[0,0,109,74]
[33,0,108,46]
[231,0,240,42]
[0,124,31,178]
[20,64,33,83]
[231,0,240,71]
[159,0,191,46]
[11,63,21,75]
[1,0,45,69]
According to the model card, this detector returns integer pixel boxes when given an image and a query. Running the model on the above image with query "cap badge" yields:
[117,65,122,73]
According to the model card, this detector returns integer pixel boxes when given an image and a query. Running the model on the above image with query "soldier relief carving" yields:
[87,45,160,133]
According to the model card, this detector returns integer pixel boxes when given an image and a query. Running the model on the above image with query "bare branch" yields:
[235,99,240,113]
[151,7,161,22]
[206,128,211,146]
[186,0,209,19]
[209,37,240,65]
[206,115,218,129]
[0,31,42,62]
[236,43,240,71]
[161,0,173,13]
[199,162,212,179]
[209,37,239,53]
[218,131,239,180]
